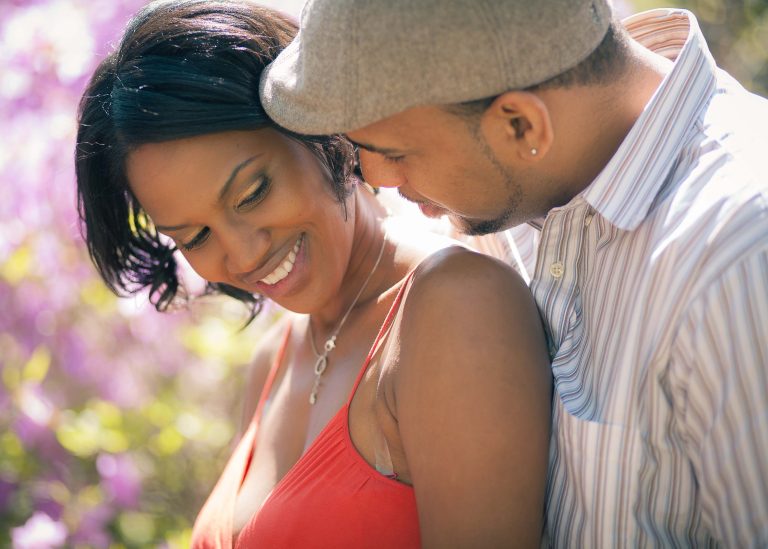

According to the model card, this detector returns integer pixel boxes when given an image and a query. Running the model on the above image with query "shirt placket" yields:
[531,201,592,361]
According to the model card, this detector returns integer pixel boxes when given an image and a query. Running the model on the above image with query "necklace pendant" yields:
[314,355,328,376]
[309,372,322,405]
[324,336,336,353]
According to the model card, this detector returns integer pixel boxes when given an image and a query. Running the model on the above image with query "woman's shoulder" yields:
[385,246,552,546]
[391,244,549,392]
[239,313,295,431]
[406,245,533,314]
[250,312,295,366]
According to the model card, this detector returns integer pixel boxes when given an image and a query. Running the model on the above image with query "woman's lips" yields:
[238,234,302,289]
[253,234,306,297]
[259,234,302,285]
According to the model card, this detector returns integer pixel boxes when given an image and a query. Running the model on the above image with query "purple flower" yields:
[70,503,113,549]
[11,511,67,549]
[12,410,67,466]
[14,414,51,450]
[96,452,142,508]
[0,477,17,510]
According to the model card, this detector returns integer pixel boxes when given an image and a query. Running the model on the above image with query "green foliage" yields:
[634,0,768,95]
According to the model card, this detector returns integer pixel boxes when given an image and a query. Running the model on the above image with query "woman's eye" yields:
[180,227,210,251]
[384,155,405,164]
[236,175,271,210]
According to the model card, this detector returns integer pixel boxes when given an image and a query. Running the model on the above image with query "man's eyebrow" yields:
[346,139,402,156]
[154,154,261,233]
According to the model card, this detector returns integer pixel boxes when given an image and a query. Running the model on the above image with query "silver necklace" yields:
[307,230,387,405]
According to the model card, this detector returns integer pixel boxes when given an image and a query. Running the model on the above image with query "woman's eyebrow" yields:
[154,154,263,232]
[217,154,262,201]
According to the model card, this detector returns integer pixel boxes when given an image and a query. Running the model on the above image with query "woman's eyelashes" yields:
[236,174,271,210]
[178,175,271,252]
[180,227,210,251]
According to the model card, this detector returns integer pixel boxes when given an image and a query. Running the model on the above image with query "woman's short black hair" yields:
[75,0,355,317]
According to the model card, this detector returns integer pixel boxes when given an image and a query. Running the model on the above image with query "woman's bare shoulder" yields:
[391,244,550,405]
[406,245,536,318]
[390,246,552,546]
[239,313,295,432]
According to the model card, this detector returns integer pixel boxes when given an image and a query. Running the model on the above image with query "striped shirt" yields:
[493,9,768,547]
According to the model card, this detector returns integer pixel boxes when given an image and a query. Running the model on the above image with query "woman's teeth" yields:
[260,236,301,285]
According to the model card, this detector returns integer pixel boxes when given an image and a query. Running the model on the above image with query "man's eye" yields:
[236,176,271,210]
[180,227,210,251]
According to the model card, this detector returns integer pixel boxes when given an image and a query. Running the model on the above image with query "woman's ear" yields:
[480,91,554,162]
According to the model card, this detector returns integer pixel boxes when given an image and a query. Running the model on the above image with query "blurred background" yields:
[1,0,766,547]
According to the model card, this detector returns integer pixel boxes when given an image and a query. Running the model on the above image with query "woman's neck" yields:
[308,185,393,334]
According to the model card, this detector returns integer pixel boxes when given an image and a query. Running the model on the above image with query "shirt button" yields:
[584,214,594,227]
[550,261,564,279]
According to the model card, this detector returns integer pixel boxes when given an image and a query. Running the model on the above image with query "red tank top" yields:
[191,274,420,548]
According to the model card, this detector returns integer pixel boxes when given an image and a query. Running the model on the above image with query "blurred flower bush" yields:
[1,0,764,547]
[0,1,277,546]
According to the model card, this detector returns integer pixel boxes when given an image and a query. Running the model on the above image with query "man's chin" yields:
[450,211,514,236]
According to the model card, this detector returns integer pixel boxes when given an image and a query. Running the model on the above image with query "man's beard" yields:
[456,131,524,235]
[451,208,515,235]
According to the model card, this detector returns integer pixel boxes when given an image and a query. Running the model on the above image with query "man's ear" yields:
[480,91,554,162]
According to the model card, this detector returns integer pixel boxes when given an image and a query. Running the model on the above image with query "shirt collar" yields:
[581,9,717,231]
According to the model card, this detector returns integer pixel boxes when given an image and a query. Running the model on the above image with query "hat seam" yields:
[476,0,510,98]
[348,0,360,131]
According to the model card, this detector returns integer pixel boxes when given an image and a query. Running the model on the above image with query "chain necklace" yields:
[307,229,387,405]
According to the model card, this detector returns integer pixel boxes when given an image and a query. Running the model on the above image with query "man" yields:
[260,0,768,546]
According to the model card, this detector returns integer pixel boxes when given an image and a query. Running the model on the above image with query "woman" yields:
[75,1,551,547]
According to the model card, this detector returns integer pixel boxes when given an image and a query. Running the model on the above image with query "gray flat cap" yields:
[260,0,613,135]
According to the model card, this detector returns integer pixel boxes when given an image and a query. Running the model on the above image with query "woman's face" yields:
[126,129,354,313]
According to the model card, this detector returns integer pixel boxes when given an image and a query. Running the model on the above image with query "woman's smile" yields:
[258,234,302,285]
[250,233,307,298]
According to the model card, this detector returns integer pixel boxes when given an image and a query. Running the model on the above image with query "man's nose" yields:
[357,149,406,188]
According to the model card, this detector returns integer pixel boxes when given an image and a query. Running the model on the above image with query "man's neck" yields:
[541,39,673,204]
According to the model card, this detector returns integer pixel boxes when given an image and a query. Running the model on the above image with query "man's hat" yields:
[260,0,613,135]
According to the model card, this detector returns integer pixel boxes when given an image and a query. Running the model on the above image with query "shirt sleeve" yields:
[672,248,768,547]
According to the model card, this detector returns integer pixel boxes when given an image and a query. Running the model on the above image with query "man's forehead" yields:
[346,105,453,150]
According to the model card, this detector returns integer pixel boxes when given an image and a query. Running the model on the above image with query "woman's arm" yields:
[396,248,552,548]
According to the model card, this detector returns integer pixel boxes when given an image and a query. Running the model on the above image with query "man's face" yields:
[347,105,550,234]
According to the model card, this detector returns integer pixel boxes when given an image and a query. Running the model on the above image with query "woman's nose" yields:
[357,149,406,188]
[222,225,270,276]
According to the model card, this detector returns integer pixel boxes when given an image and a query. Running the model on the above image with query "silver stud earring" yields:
[531,147,538,156]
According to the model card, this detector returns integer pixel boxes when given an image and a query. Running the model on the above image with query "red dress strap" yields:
[237,322,292,483]
[191,322,292,549]
[346,269,416,405]
[235,270,422,548]
[195,270,422,549]
[251,323,292,429]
